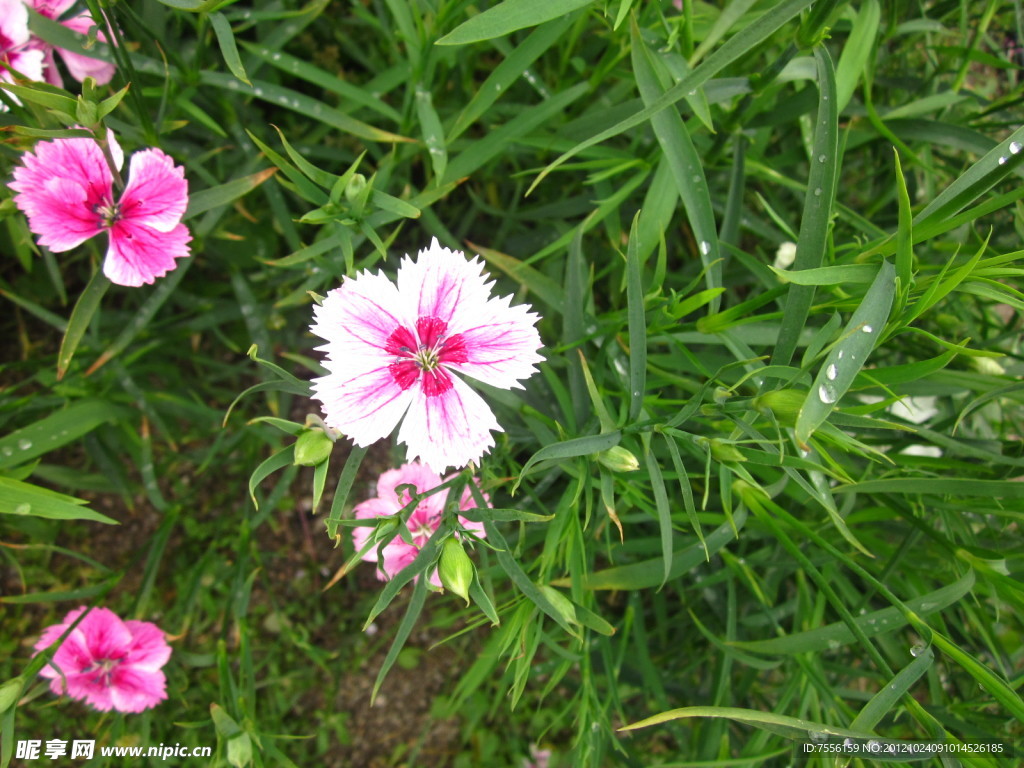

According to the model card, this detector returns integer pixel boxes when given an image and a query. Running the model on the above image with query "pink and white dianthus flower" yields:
[351,461,489,584]
[310,238,543,473]
[10,132,191,287]
[25,0,116,87]
[0,0,45,106]
[34,606,172,713]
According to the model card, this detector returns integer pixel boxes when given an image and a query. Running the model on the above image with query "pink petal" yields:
[395,238,495,328]
[39,49,62,86]
[123,620,172,671]
[119,149,188,232]
[64,671,116,711]
[108,665,167,713]
[0,0,31,49]
[10,136,113,247]
[312,363,415,448]
[104,220,190,286]
[13,175,104,251]
[397,372,501,473]
[446,296,543,389]
[311,277,419,445]
[375,462,445,509]
[56,13,115,85]
[27,0,77,19]
[378,541,419,581]
[76,607,133,660]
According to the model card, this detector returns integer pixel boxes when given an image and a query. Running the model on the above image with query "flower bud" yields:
[752,388,805,426]
[438,538,474,605]
[293,428,333,466]
[709,438,745,464]
[597,446,639,473]
[345,173,367,202]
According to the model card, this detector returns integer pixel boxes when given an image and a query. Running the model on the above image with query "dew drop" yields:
[818,385,836,404]
[692,174,701,183]
[18,439,32,450]
[813,187,822,196]
[700,240,710,255]
[1,446,12,457]
[998,156,1007,165]
[837,350,844,360]
[862,324,873,333]
[1011,141,1022,155]
[826,363,838,381]
[817,154,826,163]
[827,639,841,651]
[910,644,926,657]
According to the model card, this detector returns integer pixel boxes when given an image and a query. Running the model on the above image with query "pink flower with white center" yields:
[0,0,45,107]
[25,0,116,87]
[351,461,489,584]
[310,238,543,472]
[34,606,172,713]
[10,132,191,287]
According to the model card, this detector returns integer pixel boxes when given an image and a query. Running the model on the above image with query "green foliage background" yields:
[1,0,1023,766]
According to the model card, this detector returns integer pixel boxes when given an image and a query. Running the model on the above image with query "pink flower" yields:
[0,0,45,106]
[10,132,191,287]
[523,745,552,768]
[310,238,543,472]
[34,606,172,713]
[25,0,116,87]
[351,461,489,584]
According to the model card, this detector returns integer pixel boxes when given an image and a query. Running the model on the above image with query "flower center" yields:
[385,316,468,397]
[84,656,121,686]
[94,198,121,228]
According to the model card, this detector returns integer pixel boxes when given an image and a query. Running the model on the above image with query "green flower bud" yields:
[752,388,805,426]
[439,538,474,605]
[345,173,367,202]
[709,438,745,464]
[597,445,639,473]
[293,428,334,466]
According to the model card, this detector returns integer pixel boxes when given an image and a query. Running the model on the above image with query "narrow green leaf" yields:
[201,71,410,144]
[730,571,975,656]
[437,0,594,45]
[248,445,294,508]
[483,521,578,638]
[631,21,721,312]
[621,705,879,739]
[448,15,574,141]
[625,211,646,422]
[185,168,277,219]
[772,46,839,367]
[458,507,554,523]
[371,576,427,703]
[0,400,121,470]
[769,264,877,286]
[833,0,879,112]
[514,432,621,492]
[415,85,447,181]
[57,270,110,380]
[0,478,116,524]
[527,0,815,194]
[469,241,564,309]
[644,450,673,589]
[795,260,896,447]
[564,508,747,590]
[325,445,367,540]
[210,12,251,85]
[850,646,933,733]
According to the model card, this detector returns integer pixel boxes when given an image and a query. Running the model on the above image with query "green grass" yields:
[2,0,1023,766]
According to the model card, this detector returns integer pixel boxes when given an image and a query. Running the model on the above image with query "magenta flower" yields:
[310,238,543,472]
[25,1,116,87]
[0,0,45,106]
[10,132,191,287]
[34,606,172,713]
[351,461,489,584]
